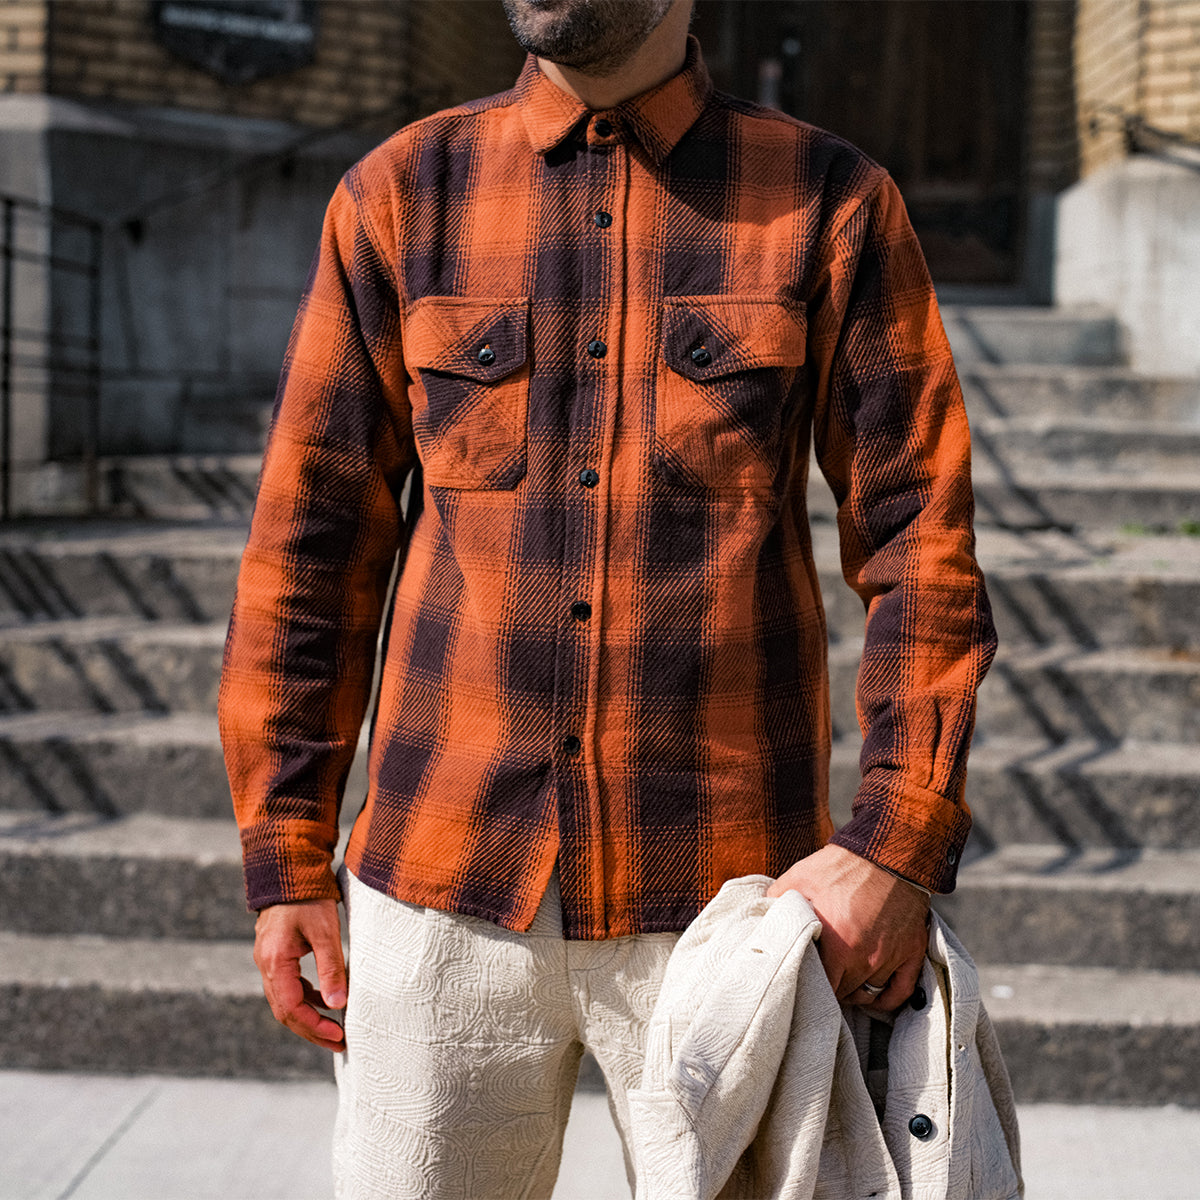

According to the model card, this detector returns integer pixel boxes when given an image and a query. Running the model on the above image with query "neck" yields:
[538,3,691,110]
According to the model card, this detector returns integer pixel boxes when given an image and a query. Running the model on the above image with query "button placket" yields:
[553,114,621,837]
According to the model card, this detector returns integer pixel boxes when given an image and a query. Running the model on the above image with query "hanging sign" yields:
[152,0,319,85]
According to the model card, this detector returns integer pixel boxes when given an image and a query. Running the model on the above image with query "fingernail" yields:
[326,989,347,1008]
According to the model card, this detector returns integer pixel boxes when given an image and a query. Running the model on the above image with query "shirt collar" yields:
[515,35,713,166]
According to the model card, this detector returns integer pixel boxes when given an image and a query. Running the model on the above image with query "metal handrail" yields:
[1090,107,1200,172]
[0,90,438,520]
[118,90,431,238]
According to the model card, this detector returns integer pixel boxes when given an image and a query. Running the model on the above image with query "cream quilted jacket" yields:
[627,876,1023,1200]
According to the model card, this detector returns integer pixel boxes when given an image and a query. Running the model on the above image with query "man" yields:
[219,0,996,1194]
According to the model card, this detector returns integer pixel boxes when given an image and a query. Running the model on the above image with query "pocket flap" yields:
[405,296,530,382]
[662,296,806,382]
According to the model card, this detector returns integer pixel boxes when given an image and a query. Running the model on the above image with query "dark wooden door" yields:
[693,0,1028,283]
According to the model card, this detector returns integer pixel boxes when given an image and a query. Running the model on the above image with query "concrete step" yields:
[101,455,262,521]
[0,931,329,1078]
[979,962,1200,1106]
[830,737,1200,851]
[0,811,251,940]
[971,416,1200,475]
[3,708,1194,851]
[965,738,1200,853]
[970,471,1200,533]
[0,617,225,715]
[0,520,244,623]
[817,527,1200,652]
[810,466,1200,533]
[960,363,1200,424]
[0,711,368,822]
[829,643,1200,746]
[0,927,1193,1103]
[941,305,1125,367]
[6,810,1195,975]
[936,845,1200,971]
[0,711,231,819]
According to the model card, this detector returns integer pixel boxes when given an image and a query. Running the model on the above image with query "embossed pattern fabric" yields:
[628,877,1022,1200]
[333,867,678,1199]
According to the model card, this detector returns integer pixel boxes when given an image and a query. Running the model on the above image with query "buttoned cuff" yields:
[240,819,341,911]
[828,775,971,895]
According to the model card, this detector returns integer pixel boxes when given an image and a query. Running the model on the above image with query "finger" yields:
[274,976,344,1047]
[282,984,346,1050]
[311,921,348,1010]
[261,963,345,1050]
[282,1008,345,1051]
[259,950,306,1025]
[870,947,926,1013]
[814,932,859,1002]
[846,975,891,1007]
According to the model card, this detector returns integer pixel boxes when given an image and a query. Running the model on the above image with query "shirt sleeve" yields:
[218,171,415,910]
[808,171,998,894]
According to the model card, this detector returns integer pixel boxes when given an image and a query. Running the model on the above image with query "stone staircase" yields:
[1,305,1198,1103]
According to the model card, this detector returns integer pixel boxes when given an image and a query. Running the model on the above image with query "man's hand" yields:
[253,898,348,1052]
[766,843,930,1011]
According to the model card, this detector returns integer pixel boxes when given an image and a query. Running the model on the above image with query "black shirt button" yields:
[587,339,607,359]
[909,1114,934,1140]
[593,211,613,228]
[691,346,712,367]
[578,468,599,488]
[561,734,582,756]
[594,118,614,137]
[477,346,496,366]
[571,601,592,621]
[909,985,928,1011]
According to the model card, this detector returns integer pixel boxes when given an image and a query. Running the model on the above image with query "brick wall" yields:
[1140,0,1200,138]
[0,0,47,94]
[1075,0,1141,175]
[1026,0,1080,193]
[1074,0,1200,175]
[39,0,522,129]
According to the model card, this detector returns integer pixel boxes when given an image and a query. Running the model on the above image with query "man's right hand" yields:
[253,898,348,1052]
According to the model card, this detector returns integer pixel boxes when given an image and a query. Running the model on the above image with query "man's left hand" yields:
[766,843,930,1012]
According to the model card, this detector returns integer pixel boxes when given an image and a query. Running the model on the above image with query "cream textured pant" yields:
[333,867,680,1200]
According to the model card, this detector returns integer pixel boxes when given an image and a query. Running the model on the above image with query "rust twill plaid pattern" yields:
[219,39,997,938]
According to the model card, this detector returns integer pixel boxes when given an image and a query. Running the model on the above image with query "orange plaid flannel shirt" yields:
[219,39,996,938]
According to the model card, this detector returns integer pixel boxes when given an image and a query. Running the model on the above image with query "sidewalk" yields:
[3,1070,1199,1199]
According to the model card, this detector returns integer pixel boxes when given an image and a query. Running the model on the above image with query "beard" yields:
[501,0,678,76]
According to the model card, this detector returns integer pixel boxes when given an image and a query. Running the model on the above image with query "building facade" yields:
[0,0,1195,514]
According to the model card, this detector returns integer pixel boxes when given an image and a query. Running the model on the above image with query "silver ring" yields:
[859,980,885,998]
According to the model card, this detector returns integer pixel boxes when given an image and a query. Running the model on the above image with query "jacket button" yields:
[593,211,613,227]
[691,346,712,367]
[909,1114,934,1140]
[909,985,928,1011]
[477,346,496,366]
[946,847,958,866]
[561,734,582,756]
[571,601,592,621]
[587,339,607,359]
[594,118,614,137]
[578,468,600,488]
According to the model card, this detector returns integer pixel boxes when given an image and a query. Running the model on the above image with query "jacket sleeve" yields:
[808,171,997,894]
[218,168,415,910]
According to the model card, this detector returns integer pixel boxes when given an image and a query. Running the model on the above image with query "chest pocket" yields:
[656,296,806,493]
[403,295,530,490]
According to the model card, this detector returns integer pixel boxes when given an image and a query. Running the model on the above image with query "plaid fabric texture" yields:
[220,38,996,938]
